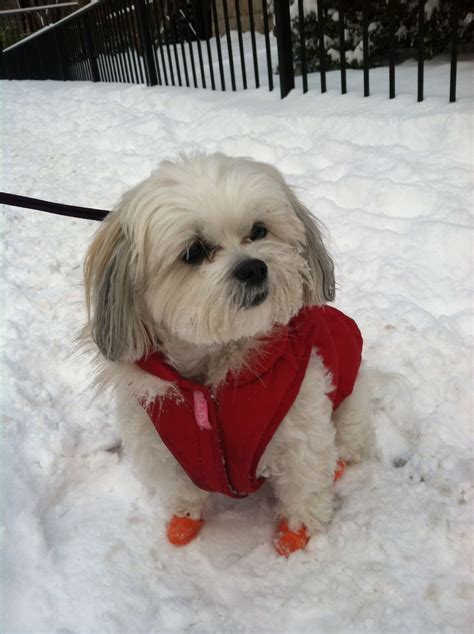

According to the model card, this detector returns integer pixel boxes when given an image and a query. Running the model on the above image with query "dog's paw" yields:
[167,515,203,546]
[273,519,309,557]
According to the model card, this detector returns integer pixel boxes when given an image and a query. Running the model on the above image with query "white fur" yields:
[84,152,374,537]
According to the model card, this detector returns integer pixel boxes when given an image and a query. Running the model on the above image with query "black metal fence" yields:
[0,0,462,102]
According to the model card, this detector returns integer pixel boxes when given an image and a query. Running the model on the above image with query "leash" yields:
[0,192,109,222]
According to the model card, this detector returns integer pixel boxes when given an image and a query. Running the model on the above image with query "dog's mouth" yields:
[241,287,269,310]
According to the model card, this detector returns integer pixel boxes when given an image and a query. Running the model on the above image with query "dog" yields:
[84,152,374,556]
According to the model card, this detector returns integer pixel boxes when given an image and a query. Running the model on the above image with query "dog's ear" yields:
[287,190,336,305]
[84,214,152,362]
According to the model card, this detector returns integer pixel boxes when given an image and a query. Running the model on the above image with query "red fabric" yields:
[136,306,363,498]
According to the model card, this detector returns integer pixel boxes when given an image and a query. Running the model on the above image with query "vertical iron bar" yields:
[204,16,215,89]
[63,24,73,81]
[145,0,159,84]
[43,33,51,79]
[99,3,120,81]
[297,0,307,94]
[76,21,87,80]
[272,0,295,99]
[388,0,396,98]
[149,4,164,87]
[125,0,145,84]
[65,23,74,80]
[195,35,206,89]
[51,32,58,79]
[317,0,326,93]
[116,0,133,83]
[102,4,118,82]
[222,0,236,90]
[109,0,128,82]
[99,4,116,79]
[181,6,198,88]
[0,46,6,81]
[211,0,226,90]
[417,0,424,102]
[71,23,80,80]
[135,0,158,85]
[449,0,458,103]
[70,24,79,80]
[122,2,139,83]
[158,0,175,85]
[362,0,369,97]
[187,0,206,88]
[84,12,100,82]
[90,8,109,82]
[234,0,247,89]
[78,19,92,80]
[95,4,112,81]
[115,0,135,83]
[24,45,31,79]
[262,0,272,94]
[112,0,130,82]
[52,26,65,80]
[15,39,23,78]
[88,10,102,80]
[151,0,169,85]
[169,12,183,86]
[247,0,259,88]
[175,2,190,87]
[338,0,346,94]
[36,37,45,79]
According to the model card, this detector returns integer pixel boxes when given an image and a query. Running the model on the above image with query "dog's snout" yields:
[234,259,268,286]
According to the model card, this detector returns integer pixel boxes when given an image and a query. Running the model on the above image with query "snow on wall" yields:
[1,58,473,633]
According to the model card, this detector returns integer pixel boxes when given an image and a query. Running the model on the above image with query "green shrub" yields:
[290,0,474,74]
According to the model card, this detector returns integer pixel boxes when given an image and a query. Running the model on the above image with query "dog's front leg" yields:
[117,392,210,545]
[258,352,337,556]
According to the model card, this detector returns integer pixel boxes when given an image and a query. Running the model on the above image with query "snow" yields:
[1,56,473,633]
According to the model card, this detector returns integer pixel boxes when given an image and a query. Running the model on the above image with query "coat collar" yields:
[136,321,293,392]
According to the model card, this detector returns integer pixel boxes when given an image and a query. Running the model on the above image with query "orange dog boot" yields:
[273,518,309,557]
[167,515,204,546]
[334,459,346,482]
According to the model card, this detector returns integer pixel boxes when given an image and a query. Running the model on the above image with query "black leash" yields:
[0,192,109,222]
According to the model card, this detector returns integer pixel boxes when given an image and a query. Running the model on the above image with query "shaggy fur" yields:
[84,153,374,535]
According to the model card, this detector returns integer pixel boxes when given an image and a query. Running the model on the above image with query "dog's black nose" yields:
[234,258,268,286]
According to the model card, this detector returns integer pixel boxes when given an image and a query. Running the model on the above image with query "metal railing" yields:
[0,0,463,102]
[0,2,79,48]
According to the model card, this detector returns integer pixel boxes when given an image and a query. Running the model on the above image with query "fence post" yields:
[83,13,100,82]
[0,40,5,80]
[273,0,294,98]
[449,0,459,103]
[135,0,158,87]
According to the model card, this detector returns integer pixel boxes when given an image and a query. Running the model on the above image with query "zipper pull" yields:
[193,391,212,430]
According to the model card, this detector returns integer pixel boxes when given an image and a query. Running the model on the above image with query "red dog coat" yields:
[136,306,363,498]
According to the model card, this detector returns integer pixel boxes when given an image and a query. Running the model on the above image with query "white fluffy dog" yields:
[84,153,374,556]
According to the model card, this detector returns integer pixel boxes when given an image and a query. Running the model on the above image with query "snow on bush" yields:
[290,0,474,74]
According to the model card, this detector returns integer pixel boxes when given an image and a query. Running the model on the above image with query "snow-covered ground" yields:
[1,57,473,633]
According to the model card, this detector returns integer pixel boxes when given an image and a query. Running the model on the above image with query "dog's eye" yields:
[249,223,268,241]
[183,241,209,266]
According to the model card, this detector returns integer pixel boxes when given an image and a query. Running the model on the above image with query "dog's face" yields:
[84,153,335,361]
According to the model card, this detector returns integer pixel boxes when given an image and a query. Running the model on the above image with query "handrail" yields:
[0,3,78,16]
[3,0,106,53]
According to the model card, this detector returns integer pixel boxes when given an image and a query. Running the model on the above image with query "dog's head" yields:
[84,153,335,361]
